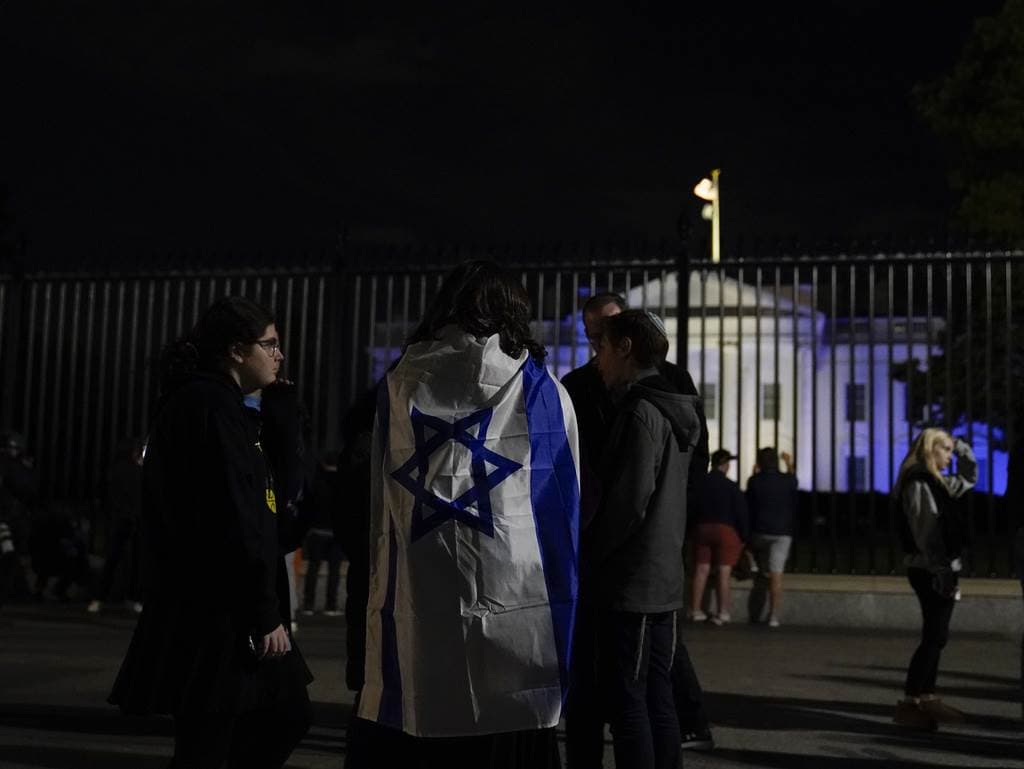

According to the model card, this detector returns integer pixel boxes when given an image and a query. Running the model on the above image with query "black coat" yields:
[109,372,311,715]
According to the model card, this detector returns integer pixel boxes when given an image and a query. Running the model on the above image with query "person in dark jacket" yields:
[109,296,312,769]
[299,450,344,616]
[690,449,748,625]
[746,447,798,627]
[88,438,145,614]
[892,428,977,731]
[582,309,700,769]
[563,295,714,764]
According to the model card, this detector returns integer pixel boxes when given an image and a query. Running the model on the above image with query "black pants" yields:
[171,693,312,769]
[905,567,956,698]
[596,610,680,769]
[670,620,709,734]
[301,531,344,611]
[96,520,139,602]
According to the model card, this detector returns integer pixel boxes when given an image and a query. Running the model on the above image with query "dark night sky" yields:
[0,1,1007,262]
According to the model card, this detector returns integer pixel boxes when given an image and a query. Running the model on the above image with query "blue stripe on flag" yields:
[521,357,579,703]
[375,379,403,729]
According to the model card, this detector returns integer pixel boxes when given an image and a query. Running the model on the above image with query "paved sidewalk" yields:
[0,604,1021,768]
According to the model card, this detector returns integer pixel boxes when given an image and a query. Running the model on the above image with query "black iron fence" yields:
[3,244,1021,576]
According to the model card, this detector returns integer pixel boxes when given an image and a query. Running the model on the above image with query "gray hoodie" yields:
[581,373,701,613]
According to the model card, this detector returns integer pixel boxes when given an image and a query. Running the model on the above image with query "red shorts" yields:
[693,523,743,567]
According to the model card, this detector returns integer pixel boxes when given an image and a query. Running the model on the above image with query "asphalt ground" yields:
[0,603,1021,768]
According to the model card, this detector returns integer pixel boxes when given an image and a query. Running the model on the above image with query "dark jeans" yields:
[596,610,680,769]
[171,692,312,769]
[670,619,709,734]
[905,567,956,697]
[302,531,344,611]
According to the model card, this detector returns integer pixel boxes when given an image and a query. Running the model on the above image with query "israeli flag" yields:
[359,327,580,738]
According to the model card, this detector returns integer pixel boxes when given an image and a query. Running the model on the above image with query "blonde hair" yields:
[894,428,953,492]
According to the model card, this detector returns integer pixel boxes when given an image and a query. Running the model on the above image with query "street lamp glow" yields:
[693,169,721,263]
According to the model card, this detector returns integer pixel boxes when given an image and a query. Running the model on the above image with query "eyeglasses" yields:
[254,338,281,355]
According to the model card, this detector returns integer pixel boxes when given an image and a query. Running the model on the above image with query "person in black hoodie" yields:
[582,309,700,769]
[109,296,312,769]
[562,295,714,764]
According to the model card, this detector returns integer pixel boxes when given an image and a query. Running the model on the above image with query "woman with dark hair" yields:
[109,296,313,768]
[892,428,976,731]
[350,261,579,768]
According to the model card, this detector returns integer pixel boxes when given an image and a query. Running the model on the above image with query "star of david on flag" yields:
[391,406,523,541]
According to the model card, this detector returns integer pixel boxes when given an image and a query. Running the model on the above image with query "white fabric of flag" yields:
[358,327,580,738]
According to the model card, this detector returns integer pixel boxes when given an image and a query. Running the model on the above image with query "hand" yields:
[258,624,291,660]
[953,438,971,454]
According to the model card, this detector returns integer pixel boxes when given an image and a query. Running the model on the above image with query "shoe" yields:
[679,728,714,751]
[126,601,143,613]
[689,610,708,622]
[893,699,937,732]
[298,608,315,617]
[710,612,731,626]
[322,609,342,617]
[86,600,102,614]
[918,696,966,723]
[768,616,780,628]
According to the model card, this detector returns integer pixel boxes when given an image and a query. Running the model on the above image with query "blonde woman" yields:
[892,428,977,731]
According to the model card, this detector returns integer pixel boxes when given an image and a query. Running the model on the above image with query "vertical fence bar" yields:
[553,271,563,377]
[791,264,799,505]
[810,266,819,571]
[984,260,994,574]
[384,274,394,369]
[139,280,158,435]
[848,264,857,571]
[945,261,953,434]
[736,266,744,482]
[925,263,934,423]
[570,272,580,371]
[867,265,877,572]
[366,275,377,388]
[772,267,781,451]
[77,282,97,498]
[109,282,127,454]
[1006,259,1014,577]
[906,264,915,440]
[61,283,83,497]
[754,267,762,456]
[47,282,68,497]
[33,283,53,471]
[92,282,113,491]
[887,265,896,572]
[312,276,326,442]
[124,281,141,441]
[718,266,725,442]
[347,274,361,400]
[699,268,707,436]
[964,263,975,573]
[829,265,838,572]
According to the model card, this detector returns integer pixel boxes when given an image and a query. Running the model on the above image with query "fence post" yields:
[0,257,25,431]
[675,223,692,368]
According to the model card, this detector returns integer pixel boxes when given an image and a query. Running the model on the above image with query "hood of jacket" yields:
[626,375,698,452]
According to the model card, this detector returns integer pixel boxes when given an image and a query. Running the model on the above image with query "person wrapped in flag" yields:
[355,260,580,765]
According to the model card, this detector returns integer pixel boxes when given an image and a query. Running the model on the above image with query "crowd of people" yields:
[1,259,1020,768]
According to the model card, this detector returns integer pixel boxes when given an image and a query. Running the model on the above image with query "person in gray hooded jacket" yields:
[582,309,700,769]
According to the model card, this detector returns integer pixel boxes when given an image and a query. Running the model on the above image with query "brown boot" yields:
[893,699,937,732]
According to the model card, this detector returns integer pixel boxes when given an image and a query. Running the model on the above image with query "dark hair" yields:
[159,296,275,392]
[601,309,668,368]
[406,260,545,360]
[583,292,626,316]
[756,446,779,471]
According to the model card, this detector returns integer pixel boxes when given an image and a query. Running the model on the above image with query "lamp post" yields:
[693,168,721,263]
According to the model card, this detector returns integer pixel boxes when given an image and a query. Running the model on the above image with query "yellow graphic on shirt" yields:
[266,487,278,514]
